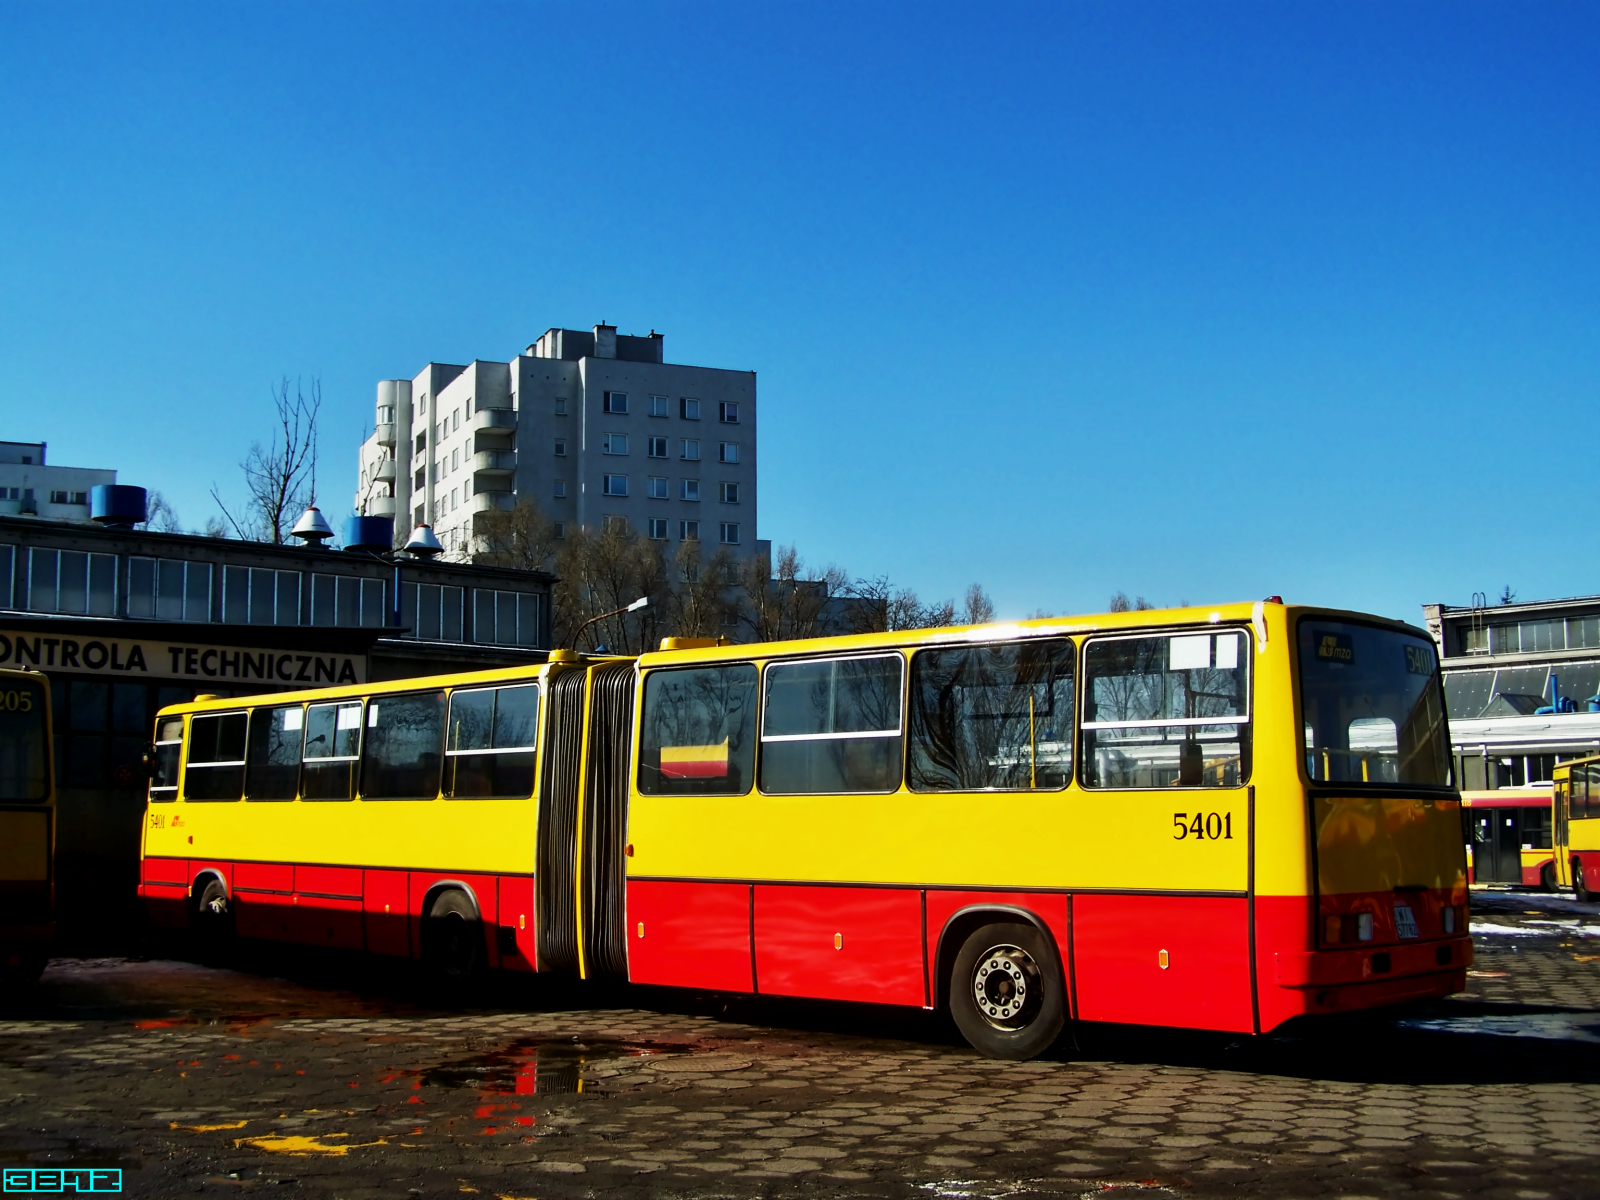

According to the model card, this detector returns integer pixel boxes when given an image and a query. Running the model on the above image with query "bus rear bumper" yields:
[1269,935,1472,1018]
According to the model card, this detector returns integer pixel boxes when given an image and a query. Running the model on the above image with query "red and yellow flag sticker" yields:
[660,738,730,779]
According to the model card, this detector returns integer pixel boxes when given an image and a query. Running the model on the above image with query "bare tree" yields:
[474,499,559,572]
[1109,591,1156,613]
[212,377,321,543]
[962,583,996,625]
[140,491,183,534]
[739,544,846,642]
[842,575,958,633]
[670,541,738,639]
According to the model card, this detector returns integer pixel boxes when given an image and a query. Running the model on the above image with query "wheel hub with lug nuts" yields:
[973,945,1037,1028]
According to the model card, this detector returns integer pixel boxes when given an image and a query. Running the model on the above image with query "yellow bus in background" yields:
[141,600,1470,1059]
[1553,755,1600,900]
[0,667,55,989]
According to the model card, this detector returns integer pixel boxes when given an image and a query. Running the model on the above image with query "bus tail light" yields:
[1324,912,1375,944]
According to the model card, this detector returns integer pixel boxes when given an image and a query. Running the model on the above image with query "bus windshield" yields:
[1299,620,1451,788]
[0,677,50,802]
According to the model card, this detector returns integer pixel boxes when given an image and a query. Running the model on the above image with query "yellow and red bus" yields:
[140,600,1469,1058]
[1462,789,1556,890]
[0,667,54,989]
[1553,755,1600,900]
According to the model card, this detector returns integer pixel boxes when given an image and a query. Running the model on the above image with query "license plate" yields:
[1395,904,1420,939]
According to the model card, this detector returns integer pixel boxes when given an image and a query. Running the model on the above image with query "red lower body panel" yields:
[233,862,295,941]
[363,869,411,957]
[754,884,923,1005]
[290,865,363,950]
[1073,893,1254,1032]
[140,857,189,928]
[498,876,537,972]
[626,880,752,992]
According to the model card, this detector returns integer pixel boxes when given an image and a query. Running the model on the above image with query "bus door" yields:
[534,661,635,980]
[1469,808,1523,884]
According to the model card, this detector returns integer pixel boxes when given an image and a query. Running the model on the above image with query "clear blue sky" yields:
[2,2,1594,625]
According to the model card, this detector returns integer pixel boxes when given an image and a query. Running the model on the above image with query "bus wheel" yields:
[1542,862,1558,893]
[192,879,234,961]
[422,891,483,982]
[0,952,47,991]
[1576,860,1596,904]
[949,922,1066,1061]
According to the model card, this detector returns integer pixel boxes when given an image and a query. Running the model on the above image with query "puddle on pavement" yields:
[1397,1011,1600,1044]
[422,1036,703,1095]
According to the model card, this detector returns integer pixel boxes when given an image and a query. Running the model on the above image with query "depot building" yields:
[0,499,553,946]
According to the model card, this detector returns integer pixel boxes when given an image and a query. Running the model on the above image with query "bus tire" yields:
[0,952,47,992]
[949,922,1066,1061]
[1542,862,1558,893]
[422,890,483,982]
[192,879,234,961]
[1576,859,1595,904]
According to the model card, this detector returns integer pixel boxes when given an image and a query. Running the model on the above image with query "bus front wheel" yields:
[1576,860,1596,904]
[422,890,483,982]
[192,879,234,961]
[949,922,1066,1061]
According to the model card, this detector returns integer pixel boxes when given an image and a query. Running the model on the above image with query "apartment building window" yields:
[555,398,568,416]
[719,402,739,424]
[719,522,741,545]
[648,518,669,540]
[603,433,629,455]
[553,480,567,499]
[452,449,460,470]
[649,477,668,499]
[414,469,425,491]
[603,474,628,496]
[49,490,88,505]
[681,479,700,502]
[680,520,700,541]
[603,515,629,534]
[720,482,740,504]
[719,442,740,464]
[415,432,426,455]
[682,439,701,461]
[0,488,17,500]
[648,436,668,458]
[553,522,566,539]
[649,395,668,417]
[604,391,629,414]
[554,439,567,457]
[27,549,119,617]
[680,398,700,420]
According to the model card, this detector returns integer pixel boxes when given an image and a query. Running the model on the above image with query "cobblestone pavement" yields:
[4,889,1600,1199]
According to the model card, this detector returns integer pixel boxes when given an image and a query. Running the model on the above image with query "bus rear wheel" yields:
[422,890,483,982]
[949,922,1066,1061]
[1542,862,1558,893]
[1576,860,1596,904]
[192,879,234,961]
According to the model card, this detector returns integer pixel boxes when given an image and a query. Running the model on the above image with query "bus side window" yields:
[760,654,903,795]
[302,701,362,801]
[149,716,183,803]
[638,663,758,796]
[1080,630,1250,789]
[446,684,538,799]
[184,712,247,801]
[246,705,303,801]
[1579,765,1596,820]
[362,691,446,800]
[908,638,1075,792]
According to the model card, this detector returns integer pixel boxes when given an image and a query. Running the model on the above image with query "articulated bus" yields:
[140,601,1469,1058]
[0,667,54,989]
[1553,755,1600,901]
[1463,789,1556,889]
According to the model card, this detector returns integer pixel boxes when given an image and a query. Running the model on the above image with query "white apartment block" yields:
[355,324,759,562]
[0,442,115,524]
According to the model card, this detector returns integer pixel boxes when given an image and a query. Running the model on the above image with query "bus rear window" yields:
[1299,621,1450,787]
[0,679,48,802]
